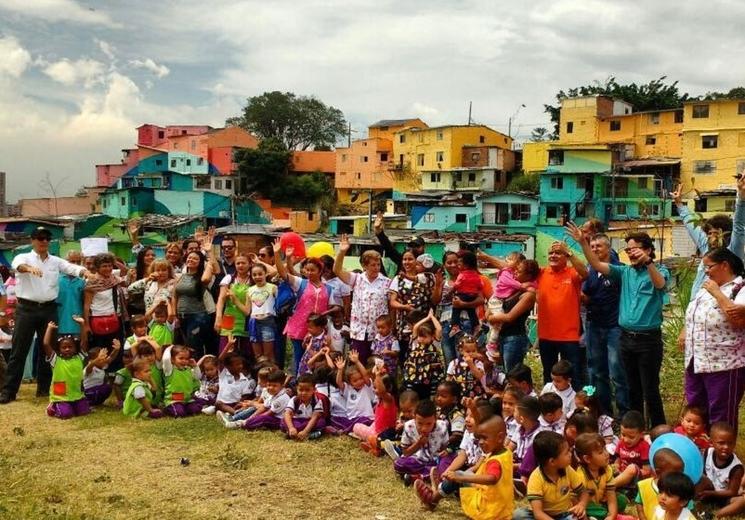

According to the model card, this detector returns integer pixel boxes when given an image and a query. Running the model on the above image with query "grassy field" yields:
[1,341,744,519]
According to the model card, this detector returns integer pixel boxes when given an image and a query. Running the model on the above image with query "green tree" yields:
[227,91,347,150]
[234,140,292,199]
[506,173,540,194]
[701,86,745,100]
[529,127,550,142]
[544,76,689,137]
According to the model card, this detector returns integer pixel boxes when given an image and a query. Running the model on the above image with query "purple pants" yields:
[47,399,90,419]
[685,361,745,433]
[242,413,282,430]
[435,452,456,476]
[164,401,203,417]
[280,417,326,434]
[193,396,216,407]
[350,339,372,366]
[330,415,373,433]
[85,383,112,406]
[393,455,436,477]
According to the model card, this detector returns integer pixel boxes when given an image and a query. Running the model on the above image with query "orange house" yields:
[290,151,336,175]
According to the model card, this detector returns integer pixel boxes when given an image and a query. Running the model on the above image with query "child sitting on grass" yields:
[392,399,450,486]
[113,348,134,408]
[574,386,616,446]
[575,432,629,519]
[83,339,121,406]
[611,410,651,490]
[698,421,744,516]
[123,358,163,419]
[381,390,420,461]
[161,345,201,417]
[281,373,326,441]
[43,322,90,419]
[507,395,541,469]
[131,340,163,407]
[537,392,565,434]
[355,367,397,456]
[507,363,537,398]
[214,340,255,417]
[434,381,466,467]
[540,360,576,417]
[654,472,696,520]
[331,350,375,433]
[635,447,686,520]
[501,387,524,444]
[514,430,589,520]
[239,369,290,431]
[193,355,219,414]
[673,404,711,451]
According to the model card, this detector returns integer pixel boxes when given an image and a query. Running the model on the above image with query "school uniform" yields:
[393,419,450,478]
[113,367,132,402]
[513,466,585,520]
[538,415,566,435]
[329,383,376,433]
[83,365,112,406]
[122,378,159,418]
[215,368,256,407]
[460,448,514,520]
[162,347,201,417]
[540,382,576,417]
[242,389,290,430]
[280,395,326,433]
[46,353,90,419]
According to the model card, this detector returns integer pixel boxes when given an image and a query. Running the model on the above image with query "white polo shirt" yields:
[12,251,85,302]
[216,368,256,404]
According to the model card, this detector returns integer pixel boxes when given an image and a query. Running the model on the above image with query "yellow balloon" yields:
[306,241,335,259]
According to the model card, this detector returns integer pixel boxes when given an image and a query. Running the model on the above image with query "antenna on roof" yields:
[467,101,472,126]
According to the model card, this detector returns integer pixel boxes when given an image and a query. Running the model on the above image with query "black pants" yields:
[620,328,666,427]
[2,301,57,398]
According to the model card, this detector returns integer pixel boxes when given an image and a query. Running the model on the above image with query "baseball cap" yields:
[31,227,52,240]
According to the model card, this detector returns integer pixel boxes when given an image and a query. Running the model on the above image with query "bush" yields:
[506,173,539,194]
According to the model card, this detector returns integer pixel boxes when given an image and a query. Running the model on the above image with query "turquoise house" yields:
[477,192,539,235]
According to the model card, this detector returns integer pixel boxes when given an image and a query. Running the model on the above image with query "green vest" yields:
[50,354,85,403]
[123,379,153,418]
[165,367,195,405]
[149,322,174,347]
[150,364,164,406]
[115,367,133,395]
[220,279,249,337]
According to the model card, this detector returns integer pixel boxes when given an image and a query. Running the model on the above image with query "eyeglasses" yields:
[703,262,720,272]
[34,237,51,242]
[222,245,235,249]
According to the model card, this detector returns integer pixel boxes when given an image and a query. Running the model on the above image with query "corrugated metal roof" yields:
[368,119,419,128]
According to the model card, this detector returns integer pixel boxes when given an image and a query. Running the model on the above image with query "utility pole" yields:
[348,122,352,147]
[467,102,472,126]
[368,188,373,236]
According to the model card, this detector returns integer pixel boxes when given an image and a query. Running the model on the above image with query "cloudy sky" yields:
[0,0,743,200]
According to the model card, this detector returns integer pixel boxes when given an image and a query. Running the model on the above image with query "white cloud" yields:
[0,35,31,77]
[129,58,169,78]
[0,0,120,27]
[43,58,105,88]
[96,39,115,60]
[411,102,440,119]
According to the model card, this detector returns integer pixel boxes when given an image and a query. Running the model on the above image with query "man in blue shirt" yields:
[568,223,669,427]
[581,233,628,418]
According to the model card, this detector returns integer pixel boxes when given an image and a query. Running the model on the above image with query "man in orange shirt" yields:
[536,241,588,390]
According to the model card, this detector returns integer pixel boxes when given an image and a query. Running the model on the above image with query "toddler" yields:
[514,431,589,520]
[326,308,349,353]
[132,341,163,407]
[122,357,163,418]
[147,302,175,348]
[214,345,256,417]
[434,381,467,470]
[635,447,685,520]
[575,433,628,519]
[381,390,420,461]
[219,366,275,428]
[281,373,326,441]
[502,387,524,444]
[370,314,399,379]
[449,251,483,336]
[447,335,486,399]
[484,251,529,358]
[612,410,651,489]
[113,348,134,407]
[42,322,90,419]
[673,404,710,451]
[125,314,148,351]
[83,339,121,406]
[356,368,397,456]
[538,392,565,434]
[297,314,331,376]
[161,345,201,417]
[193,355,220,413]
[239,370,290,431]
[699,422,744,515]
[541,360,576,418]
[403,310,444,400]
[654,472,696,520]
[574,386,616,446]
[331,350,376,433]
[392,399,450,486]
[507,363,537,397]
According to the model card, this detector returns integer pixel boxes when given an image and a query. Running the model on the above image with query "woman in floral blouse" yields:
[682,247,745,432]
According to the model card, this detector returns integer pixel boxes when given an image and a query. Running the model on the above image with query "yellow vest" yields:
[460,448,514,520]
[637,477,657,520]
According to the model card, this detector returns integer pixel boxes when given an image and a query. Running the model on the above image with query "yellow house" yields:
[522,141,551,173]
[391,125,513,192]
[599,109,683,159]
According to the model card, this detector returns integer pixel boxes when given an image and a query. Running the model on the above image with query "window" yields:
[430,172,441,183]
[675,111,684,123]
[694,160,716,174]
[638,177,649,190]
[170,159,176,167]
[566,122,574,134]
[550,177,564,189]
[186,159,191,166]
[173,142,178,149]
[362,156,369,163]
[155,159,163,166]
[646,136,657,145]
[102,200,107,209]
[436,131,443,141]
[380,153,388,162]
[510,204,531,221]
[575,202,587,217]
[692,104,709,118]
[121,197,126,206]
[548,150,564,165]
[436,151,444,162]
[356,173,361,180]
[576,177,585,189]
[468,172,476,182]
[341,154,347,162]
[417,154,424,167]
[702,135,718,149]
[214,179,222,189]
[739,102,745,115]
[610,120,621,131]
[195,176,211,189]
[616,204,627,216]
[546,205,559,219]
[455,213,467,223]
[725,199,736,212]
[604,177,628,197]
[418,133,424,143]
[198,158,204,165]
[471,152,480,161]
[454,172,462,182]
[649,112,660,124]
[399,134,406,144]
[158,130,165,139]
[379,126,388,131]
[479,135,485,144]
[423,213,435,223]
[649,204,661,216]
[181,130,187,135]
[362,142,367,146]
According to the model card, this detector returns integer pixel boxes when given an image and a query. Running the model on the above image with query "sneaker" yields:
[201,405,216,415]
[348,431,361,440]
[414,478,437,511]
[381,439,401,461]
[225,419,246,430]
[429,467,441,495]
[308,430,322,440]
[217,411,232,426]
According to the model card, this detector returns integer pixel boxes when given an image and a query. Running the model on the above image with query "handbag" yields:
[90,314,120,335]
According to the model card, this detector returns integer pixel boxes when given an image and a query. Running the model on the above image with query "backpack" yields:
[274,278,334,316]
[292,392,331,421]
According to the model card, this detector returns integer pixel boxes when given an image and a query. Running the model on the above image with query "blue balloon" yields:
[649,433,703,484]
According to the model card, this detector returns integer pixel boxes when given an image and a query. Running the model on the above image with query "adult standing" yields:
[127,259,176,315]
[333,234,391,364]
[126,246,155,317]
[582,233,629,418]
[57,250,86,338]
[672,178,745,298]
[216,236,238,278]
[164,242,184,275]
[569,224,669,427]
[373,212,441,274]
[214,254,251,355]
[681,248,745,432]
[0,227,89,403]
[83,253,126,353]
[172,250,215,357]
[437,251,462,364]
[535,241,588,389]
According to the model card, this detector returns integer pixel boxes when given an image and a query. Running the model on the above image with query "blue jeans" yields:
[231,406,257,421]
[586,322,629,417]
[501,334,529,373]
[179,312,212,357]
[440,320,456,365]
[538,339,583,390]
[291,339,304,376]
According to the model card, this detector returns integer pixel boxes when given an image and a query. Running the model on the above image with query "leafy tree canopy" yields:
[227,91,347,151]
[700,86,745,100]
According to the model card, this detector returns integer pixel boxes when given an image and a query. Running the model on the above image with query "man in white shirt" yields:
[0,227,89,403]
